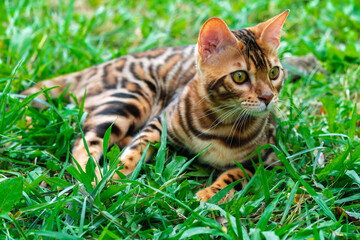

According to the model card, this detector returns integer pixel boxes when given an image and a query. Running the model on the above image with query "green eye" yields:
[231,70,248,84]
[269,67,280,80]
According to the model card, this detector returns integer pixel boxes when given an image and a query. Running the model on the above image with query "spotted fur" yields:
[24,11,290,202]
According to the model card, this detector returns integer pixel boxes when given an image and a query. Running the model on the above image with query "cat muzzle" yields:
[258,93,274,106]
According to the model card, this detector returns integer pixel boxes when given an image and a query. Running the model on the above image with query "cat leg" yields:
[196,168,253,203]
[117,135,134,148]
[72,116,133,184]
[196,149,278,203]
[113,116,163,178]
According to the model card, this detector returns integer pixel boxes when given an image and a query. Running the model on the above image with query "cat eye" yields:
[231,70,248,84]
[268,67,280,80]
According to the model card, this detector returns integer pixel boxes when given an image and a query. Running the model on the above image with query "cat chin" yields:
[247,110,270,117]
[246,106,275,117]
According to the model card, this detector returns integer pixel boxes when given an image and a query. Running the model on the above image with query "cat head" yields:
[196,10,289,117]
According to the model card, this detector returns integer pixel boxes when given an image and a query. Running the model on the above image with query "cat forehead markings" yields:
[231,29,270,71]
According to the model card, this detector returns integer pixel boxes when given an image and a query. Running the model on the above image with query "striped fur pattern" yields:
[24,11,290,202]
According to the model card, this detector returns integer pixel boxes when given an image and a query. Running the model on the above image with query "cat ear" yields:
[260,10,290,50]
[198,17,237,62]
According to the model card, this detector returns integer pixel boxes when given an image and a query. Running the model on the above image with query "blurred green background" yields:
[1,0,359,84]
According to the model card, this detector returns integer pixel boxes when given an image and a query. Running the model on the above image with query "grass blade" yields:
[78,196,87,237]
[257,147,270,204]
[10,214,28,240]
[102,120,116,175]
[155,113,167,177]
[348,103,357,141]
[256,193,281,231]
[129,143,150,180]
[30,230,82,240]
[180,227,229,239]
[207,178,244,204]
[280,181,300,224]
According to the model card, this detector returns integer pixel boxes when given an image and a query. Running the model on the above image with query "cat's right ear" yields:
[198,17,237,63]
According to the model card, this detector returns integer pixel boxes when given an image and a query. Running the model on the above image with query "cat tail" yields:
[22,71,82,109]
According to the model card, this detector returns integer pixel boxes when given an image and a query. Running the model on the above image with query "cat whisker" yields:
[227,109,248,146]
[227,111,242,145]
[273,106,287,119]
[199,104,235,119]
[197,106,239,137]
[196,93,212,106]
[238,109,250,145]
[209,108,237,128]
[227,108,249,147]
[277,100,299,109]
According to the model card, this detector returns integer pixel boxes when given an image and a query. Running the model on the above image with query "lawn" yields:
[1,0,360,239]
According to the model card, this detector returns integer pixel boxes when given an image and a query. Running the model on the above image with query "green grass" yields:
[1,0,360,239]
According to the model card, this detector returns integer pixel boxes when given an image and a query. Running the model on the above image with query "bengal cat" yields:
[24,10,290,202]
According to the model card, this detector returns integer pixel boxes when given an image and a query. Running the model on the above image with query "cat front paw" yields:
[196,187,235,203]
[196,188,213,202]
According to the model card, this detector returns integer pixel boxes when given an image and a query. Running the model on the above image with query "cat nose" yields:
[258,93,274,106]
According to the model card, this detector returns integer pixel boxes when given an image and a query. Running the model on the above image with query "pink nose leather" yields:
[258,93,274,106]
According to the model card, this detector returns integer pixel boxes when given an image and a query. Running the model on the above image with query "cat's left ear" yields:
[260,10,290,50]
